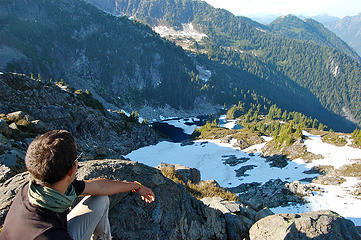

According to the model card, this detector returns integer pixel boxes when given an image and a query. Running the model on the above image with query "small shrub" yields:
[74,89,105,114]
[321,132,347,147]
[337,163,361,177]
[192,120,235,140]
[160,166,239,201]
[351,129,361,148]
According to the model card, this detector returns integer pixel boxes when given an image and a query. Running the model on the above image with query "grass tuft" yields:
[160,166,239,201]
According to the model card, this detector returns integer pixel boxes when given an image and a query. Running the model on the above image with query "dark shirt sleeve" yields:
[35,228,72,240]
[72,179,85,196]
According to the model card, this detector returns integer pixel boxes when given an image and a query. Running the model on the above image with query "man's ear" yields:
[66,164,76,177]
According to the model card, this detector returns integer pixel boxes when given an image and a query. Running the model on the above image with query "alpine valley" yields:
[84,0,361,132]
[1,0,361,239]
[0,0,360,131]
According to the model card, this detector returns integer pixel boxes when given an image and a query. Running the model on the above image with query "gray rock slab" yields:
[249,210,361,240]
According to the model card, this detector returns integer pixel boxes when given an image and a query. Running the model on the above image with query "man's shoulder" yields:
[1,183,67,239]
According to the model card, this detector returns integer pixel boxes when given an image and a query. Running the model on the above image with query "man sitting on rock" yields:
[1,130,155,240]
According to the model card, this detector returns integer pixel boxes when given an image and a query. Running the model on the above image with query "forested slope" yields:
[86,0,361,131]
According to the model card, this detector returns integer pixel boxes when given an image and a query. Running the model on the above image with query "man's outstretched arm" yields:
[82,178,155,203]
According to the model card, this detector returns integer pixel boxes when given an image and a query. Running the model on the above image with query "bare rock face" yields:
[0,73,159,161]
[201,197,257,240]
[285,180,321,197]
[249,210,361,240]
[0,172,31,223]
[234,179,306,210]
[0,160,227,240]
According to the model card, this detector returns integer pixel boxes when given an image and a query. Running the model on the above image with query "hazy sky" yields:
[202,0,361,18]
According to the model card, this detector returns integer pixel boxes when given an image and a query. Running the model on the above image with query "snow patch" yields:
[126,139,314,187]
[163,118,198,135]
[196,65,212,82]
[154,23,207,42]
[302,131,361,169]
[0,72,3,75]
[219,115,237,129]
[304,178,361,225]
[125,121,361,226]
[256,28,267,33]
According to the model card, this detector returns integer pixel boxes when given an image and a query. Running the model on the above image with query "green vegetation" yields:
[338,163,361,177]
[237,103,326,138]
[194,101,328,149]
[351,129,361,148]
[272,121,303,148]
[160,166,239,201]
[191,119,235,139]
[226,101,245,119]
[321,132,348,147]
[269,15,360,61]
[74,89,105,114]
[105,0,361,131]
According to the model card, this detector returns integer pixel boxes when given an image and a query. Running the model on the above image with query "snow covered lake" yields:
[126,117,361,226]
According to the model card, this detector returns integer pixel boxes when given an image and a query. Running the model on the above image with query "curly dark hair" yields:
[25,130,77,185]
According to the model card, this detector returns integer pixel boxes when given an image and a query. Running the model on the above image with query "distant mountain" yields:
[248,14,280,25]
[324,13,361,57]
[85,0,361,131]
[269,15,360,61]
[312,14,340,24]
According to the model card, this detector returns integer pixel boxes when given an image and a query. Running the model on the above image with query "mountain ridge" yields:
[325,13,361,57]
[85,0,361,131]
[269,14,360,61]
[1,0,360,132]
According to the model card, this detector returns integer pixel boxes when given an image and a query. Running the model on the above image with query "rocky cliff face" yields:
[0,72,159,180]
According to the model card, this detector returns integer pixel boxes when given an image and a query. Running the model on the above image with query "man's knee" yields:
[83,195,110,212]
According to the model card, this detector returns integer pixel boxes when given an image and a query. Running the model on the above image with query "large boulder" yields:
[6,111,27,122]
[249,210,361,240]
[0,159,227,240]
[200,197,274,240]
[201,197,255,240]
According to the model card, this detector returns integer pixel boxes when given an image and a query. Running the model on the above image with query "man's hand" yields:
[137,185,155,203]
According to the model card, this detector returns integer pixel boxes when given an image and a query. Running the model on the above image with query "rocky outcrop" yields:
[156,162,201,184]
[230,179,321,209]
[0,73,159,162]
[249,210,361,240]
[285,180,322,197]
[262,140,307,163]
[0,160,227,239]
[201,197,273,240]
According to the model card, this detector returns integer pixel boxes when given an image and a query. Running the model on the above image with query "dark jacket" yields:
[0,180,85,240]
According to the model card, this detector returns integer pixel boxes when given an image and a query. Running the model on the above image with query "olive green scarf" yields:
[28,180,77,213]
